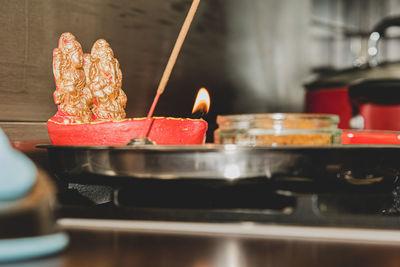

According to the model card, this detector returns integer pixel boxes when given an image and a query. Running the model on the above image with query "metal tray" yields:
[38,144,400,192]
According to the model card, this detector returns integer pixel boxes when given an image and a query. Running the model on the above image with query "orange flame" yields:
[192,88,210,114]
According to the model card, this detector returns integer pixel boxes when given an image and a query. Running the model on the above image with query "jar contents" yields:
[214,113,341,146]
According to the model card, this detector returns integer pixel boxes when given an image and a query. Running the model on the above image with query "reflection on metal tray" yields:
[38,144,400,193]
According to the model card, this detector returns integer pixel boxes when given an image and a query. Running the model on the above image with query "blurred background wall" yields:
[1,0,400,141]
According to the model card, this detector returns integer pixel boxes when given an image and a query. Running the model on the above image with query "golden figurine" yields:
[48,31,208,146]
[52,32,93,123]
[84,39,127,121]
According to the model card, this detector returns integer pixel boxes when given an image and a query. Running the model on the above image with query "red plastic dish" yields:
[341,130,400,145]
[47,117,208,146]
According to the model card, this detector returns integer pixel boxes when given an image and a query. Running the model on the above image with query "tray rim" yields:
[36,144,400,152]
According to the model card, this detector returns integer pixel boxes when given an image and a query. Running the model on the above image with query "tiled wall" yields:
[310,0,400,69]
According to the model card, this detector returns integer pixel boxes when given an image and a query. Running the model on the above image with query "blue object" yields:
[0,232,69,262]
[0,128,69,261]
[0,129,36,200]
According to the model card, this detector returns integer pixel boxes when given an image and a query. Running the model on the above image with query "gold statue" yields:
[53,33,93,123]
[85,39,127,121]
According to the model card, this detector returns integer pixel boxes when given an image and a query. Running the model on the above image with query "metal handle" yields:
[368,16,400,65]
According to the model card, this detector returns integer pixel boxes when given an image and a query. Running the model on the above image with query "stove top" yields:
[56,179,400,230]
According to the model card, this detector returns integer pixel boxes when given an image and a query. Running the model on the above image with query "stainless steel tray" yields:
[38,145,400,190]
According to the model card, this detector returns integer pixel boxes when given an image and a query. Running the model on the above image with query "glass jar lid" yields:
[216,113,340,131]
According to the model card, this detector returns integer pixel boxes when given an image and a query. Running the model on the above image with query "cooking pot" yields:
[305,16,400,130]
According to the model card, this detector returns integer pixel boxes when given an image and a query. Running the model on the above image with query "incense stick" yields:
[142,0,201,138]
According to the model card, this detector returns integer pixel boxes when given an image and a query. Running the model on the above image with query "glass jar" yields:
[214,113,341,146]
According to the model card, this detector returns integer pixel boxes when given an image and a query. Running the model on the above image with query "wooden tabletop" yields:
[6,222,400,267]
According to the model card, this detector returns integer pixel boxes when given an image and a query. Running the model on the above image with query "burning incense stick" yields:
[142,0,201,138]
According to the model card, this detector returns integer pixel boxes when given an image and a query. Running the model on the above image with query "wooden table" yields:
[6,220,400,267]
